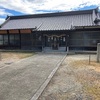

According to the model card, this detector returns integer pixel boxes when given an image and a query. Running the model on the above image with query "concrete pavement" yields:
[0,53,65,100]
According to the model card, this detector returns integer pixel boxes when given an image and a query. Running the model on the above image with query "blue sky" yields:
[0,0,100,24]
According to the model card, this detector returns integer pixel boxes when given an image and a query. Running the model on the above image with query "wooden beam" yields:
[9,30,19,34]
[20,29,31,33]
[19,30,21,49]
[7,30,10,46]
[0,30,7,34]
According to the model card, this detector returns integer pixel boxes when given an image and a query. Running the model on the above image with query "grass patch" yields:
[0,52,35,60]
[83,84,100,100]
[71,60,100,72]
[71,60,88,68]
[72,60,100,100]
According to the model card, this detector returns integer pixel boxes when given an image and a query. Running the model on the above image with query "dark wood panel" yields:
[0,30,7,34]
[20,29,31,33]
[9,30,19,34]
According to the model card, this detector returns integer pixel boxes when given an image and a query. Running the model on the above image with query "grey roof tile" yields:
[0,13,93,31]
[98,12,100,25]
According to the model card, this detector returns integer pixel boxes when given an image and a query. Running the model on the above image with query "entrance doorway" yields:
[51,36,59,50]
[44,34,66,50]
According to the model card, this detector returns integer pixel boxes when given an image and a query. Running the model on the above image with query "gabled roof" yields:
[0,8,99,31]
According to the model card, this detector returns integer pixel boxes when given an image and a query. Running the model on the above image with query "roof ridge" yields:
[7,8,97,20]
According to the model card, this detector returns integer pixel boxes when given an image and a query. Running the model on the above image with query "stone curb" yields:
[30,54,67,100]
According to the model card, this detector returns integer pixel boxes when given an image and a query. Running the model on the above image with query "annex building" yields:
[0,8,100,52]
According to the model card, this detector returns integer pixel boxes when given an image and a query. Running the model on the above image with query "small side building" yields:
[0,8,100,52]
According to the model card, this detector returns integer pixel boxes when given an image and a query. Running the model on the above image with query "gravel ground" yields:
[0,52,34,69]
[38,54,100,100]
[0,53,65,100]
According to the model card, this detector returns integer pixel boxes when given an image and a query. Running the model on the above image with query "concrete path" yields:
[0,53,65,100]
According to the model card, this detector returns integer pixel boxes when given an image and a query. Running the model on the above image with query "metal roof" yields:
[0,9,97,31]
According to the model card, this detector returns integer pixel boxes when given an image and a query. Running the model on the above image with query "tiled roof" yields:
[0,9,97,31]
[98,12,100,25]
[99,12,100,18]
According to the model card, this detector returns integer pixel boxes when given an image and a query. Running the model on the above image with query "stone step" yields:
[43,47,66,52]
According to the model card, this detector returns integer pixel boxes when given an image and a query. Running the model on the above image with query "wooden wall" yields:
[0,29,32,34]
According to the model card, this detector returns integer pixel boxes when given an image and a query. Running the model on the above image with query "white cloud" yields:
[0,0,100,15]
[0,8,13,16]
[0,18,5,25]
[0,0,100,25]
[99,6,100,10]
[0,8,13,25]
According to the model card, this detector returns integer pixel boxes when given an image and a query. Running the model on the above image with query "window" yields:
[14,34,20,46]
[0,35,3,45]
[10,35,15,45]
[10,34,20,46]
[4,35,8,45]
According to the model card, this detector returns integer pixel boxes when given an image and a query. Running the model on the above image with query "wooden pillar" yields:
[66,34,67,51]
[19,30,21,49]
[66,34,69,52]
[41,33,44,51]
[7,30,10,47]
[3,34,4,45]
[31,30,33,50]
[35,31,37,49]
